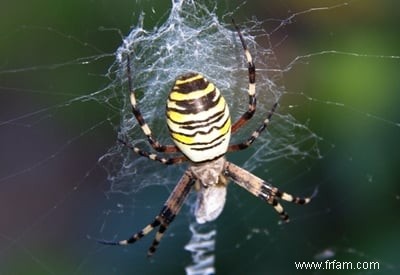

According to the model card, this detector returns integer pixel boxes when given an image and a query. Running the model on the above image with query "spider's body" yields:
[167,72,232,222]
[166,72,231,163]
[100,21,315,257]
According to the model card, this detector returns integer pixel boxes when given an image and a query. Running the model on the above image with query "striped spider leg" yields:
[99,171,196,257]
[228,19,279,152]
[230,19,257,134]
[228,101,278,152]
[117,137,187,165]
[224,161,317,222]
[121,54,181,154]
[117,54,188,165]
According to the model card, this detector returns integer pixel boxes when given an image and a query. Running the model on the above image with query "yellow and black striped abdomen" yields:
[166,73,231,163]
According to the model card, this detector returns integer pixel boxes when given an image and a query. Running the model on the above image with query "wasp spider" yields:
[99,21,316,256]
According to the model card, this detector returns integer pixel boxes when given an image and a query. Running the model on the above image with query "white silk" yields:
[195,185,227,224]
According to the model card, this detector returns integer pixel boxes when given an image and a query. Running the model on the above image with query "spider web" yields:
[1,0,399,274]
[101,0,321,197]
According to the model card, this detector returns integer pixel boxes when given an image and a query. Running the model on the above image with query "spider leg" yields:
[224,161,316,222]
[230,19,257,133]
[125,54,179,153]
[98,171,195,256]
[228,101,278,151]
[118,138,187,165]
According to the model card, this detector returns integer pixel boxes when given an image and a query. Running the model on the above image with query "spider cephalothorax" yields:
[99,21,315,257]
[190,156,228,224]
[189,157,226,188]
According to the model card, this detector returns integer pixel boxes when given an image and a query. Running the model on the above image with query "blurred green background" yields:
[1,0,399,274]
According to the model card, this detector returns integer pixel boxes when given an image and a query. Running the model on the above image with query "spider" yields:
[99,21,316,256]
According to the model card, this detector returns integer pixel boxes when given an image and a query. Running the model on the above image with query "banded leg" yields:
[224,161,316,222]
[228,101,278,152]
[125,54,179,153]
[99,170,195,256]
[118,138,187,165]
[231,19,257,133]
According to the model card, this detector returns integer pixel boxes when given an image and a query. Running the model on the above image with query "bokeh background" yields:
[1,0,399,274]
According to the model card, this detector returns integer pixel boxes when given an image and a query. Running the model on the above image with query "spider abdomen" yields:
[166,73,231,162]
